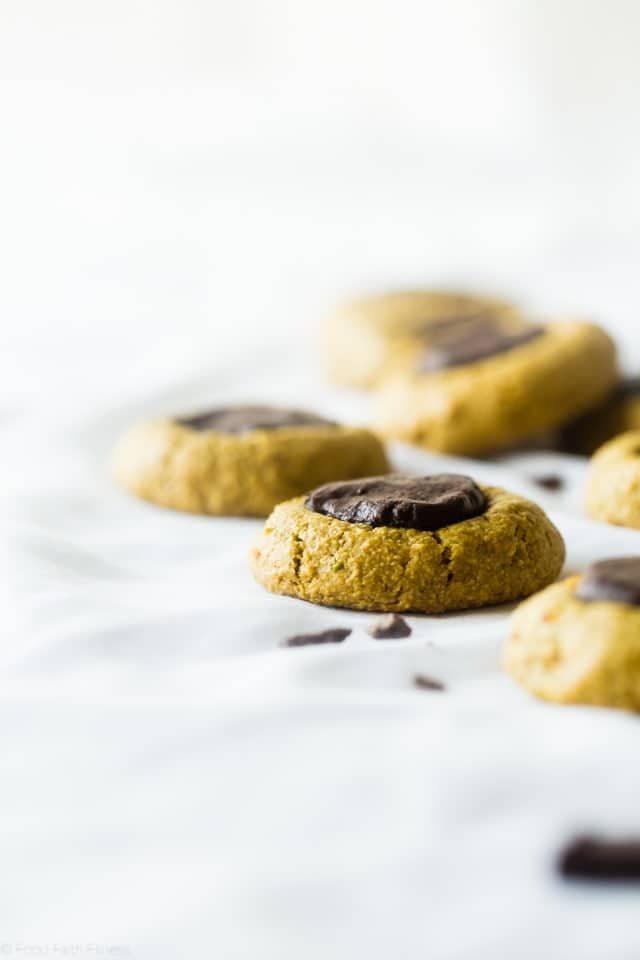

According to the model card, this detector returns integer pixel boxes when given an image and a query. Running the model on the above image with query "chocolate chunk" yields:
[305,474,486,531]
[419,320,545,372]
[281,628,351,648]
[531,474,564,492]
[177,405,336,434]
[366,614,412,639]
[575,557,640,607]
[413,673,445,691]
[558,835,640,881]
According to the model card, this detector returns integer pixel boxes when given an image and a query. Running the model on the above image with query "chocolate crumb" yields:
[367,614,412,639]
[282,628,351,648]
[413,673,445,691]
[531,474,564,492]
[558,835,640,881]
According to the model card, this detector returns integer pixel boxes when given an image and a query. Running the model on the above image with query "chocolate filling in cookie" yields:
[419,319,545,373]
[575,557,640,606]
[304,473,487,531]
[176,405,337,434]
[412,310,493,336]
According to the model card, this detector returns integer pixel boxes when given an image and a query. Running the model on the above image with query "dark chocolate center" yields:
[412,309,493,336]
[575,557,640,606]
[304,473,486,531]
[176,405,337,435]
[419,319,545,373]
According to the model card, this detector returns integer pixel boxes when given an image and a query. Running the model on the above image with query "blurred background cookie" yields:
[113,405,389,517]
[506,558,640,712]
[374,318,617,456]
[323,289,519,388]
[586,430,640,528]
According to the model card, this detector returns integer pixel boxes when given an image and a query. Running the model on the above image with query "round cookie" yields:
[374,319,617,456]
[585,430,640,528]
[324,289,520,388]
[505,558,640,711]
[559,377,640,455]
[251,474,565,613]
[113,405,389,517]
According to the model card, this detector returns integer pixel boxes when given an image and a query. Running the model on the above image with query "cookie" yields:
[375,319,617,456]
[251,473,565,612]
[505,558,640,711]
[560,377,640,455]
[585,430,640,528]
[324,289,519,388]
[113,405,389,517]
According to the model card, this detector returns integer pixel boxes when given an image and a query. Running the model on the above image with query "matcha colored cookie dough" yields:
[505,558,640,711]
[375,319,617,456]
[251,474,565,613]
[585,430,640,528]
[324,289,519,388]
[112,405,389,517]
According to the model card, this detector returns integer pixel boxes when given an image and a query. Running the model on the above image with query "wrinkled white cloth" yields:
[4,347,640,960]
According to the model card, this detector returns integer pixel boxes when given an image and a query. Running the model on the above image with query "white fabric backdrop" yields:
[4,352,640,959]
[4,1,640,955]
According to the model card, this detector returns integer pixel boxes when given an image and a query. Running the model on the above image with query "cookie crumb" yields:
[413,673,445,691]
[558,835,640,881]
[367,613,412,639]
[531,474,564,492]
[282,628,351,648]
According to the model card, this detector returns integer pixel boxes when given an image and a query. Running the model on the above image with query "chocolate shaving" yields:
[558,835,640,881]
[531,474,564,492]
[413,673,445,691]
[282,628,351,648]
[367,614,412,639]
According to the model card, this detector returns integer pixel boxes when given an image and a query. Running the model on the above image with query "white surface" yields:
[4,353,640,960]
[4,0,640,411]
[5,2,640,954]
